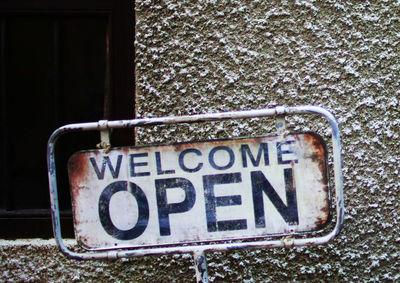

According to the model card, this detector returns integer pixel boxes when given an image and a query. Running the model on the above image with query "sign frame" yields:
[47,106,344,261]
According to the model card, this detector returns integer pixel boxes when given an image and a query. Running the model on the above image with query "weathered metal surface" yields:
[194,250,209,283]
[47,106,344,260]
[68,132,329,250]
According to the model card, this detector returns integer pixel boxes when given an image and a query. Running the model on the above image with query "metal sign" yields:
[68,133,329,250]
[47,106,343,264]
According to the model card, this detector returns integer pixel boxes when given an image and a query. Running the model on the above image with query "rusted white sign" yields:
[68,133,329,250]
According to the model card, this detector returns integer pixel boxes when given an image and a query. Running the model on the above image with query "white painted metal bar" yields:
[193,250,209,283]
[47,105,343,262]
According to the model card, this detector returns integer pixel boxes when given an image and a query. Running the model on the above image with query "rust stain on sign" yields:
[68,132,330,250]
[68,152,90,196]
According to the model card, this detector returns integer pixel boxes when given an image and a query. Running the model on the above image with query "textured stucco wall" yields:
[2,0,400,281]
[135,0,400,281]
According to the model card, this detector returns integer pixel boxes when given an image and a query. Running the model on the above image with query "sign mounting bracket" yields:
[97,120,111,153]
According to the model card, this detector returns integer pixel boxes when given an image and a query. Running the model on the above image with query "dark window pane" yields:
[61,17,107,124]
[0,16,107,210]
[5,17,56,209]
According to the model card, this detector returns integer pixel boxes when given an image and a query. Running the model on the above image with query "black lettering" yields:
[277,141,298,164]
[178,148,203,173]
[98,181,149,240]
[203,173,247,232]
[155,152,175,175]
[241,143,269,168]
[155,178,196,236]
[208,146,235,170]
[251,169,298,227]
[90,155,123,180]
[130,153,150,177]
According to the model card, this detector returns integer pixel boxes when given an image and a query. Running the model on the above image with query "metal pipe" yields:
[193,250,209,283]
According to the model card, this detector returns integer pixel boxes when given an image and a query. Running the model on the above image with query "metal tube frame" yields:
[47,105,344,261]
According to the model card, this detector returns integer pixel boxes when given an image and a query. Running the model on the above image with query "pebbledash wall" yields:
[1,0,400,281]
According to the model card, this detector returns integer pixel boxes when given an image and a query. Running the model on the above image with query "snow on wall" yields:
[1,0,400,281]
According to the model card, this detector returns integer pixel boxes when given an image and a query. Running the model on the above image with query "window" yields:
[0,0,134,238]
